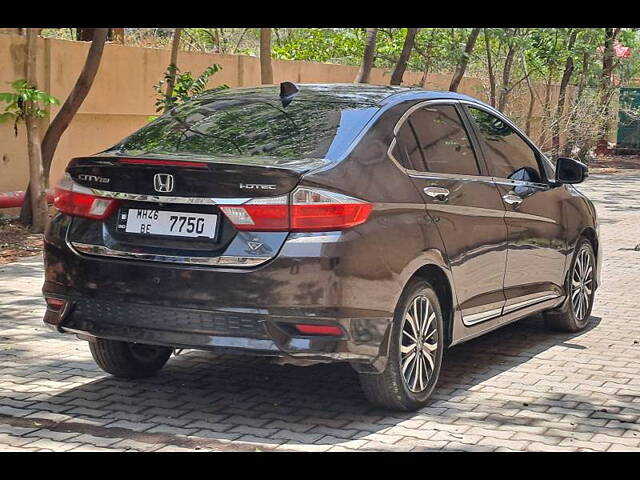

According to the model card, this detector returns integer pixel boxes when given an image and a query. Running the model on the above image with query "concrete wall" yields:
[0,34,578,194]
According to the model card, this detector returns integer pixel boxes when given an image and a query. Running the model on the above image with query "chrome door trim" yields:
[502,293,560,314]
[462,307,503,326]
[493,178,550,190]
[68,241,270,267]
[407,170,492,183]
[462,292,561,326]
[506,210,558,224]
[426,203,505,218]
[392,99,460,136]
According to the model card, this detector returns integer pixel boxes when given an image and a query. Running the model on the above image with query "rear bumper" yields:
[42,215,398,373]
[43,295,389,370]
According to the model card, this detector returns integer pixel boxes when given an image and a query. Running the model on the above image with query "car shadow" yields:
[36,313,619,450]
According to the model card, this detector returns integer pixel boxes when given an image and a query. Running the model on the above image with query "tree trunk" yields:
[419,55,432,88]
[497,30,518,112]
[484,28,496,107]
[355,28,378,83]
[419,29,438,88]
[20,28,108,225]
[537,72,554,149]
[233,28,249,54]
[563,49,591,157]
[551,30,578,157]
[521,53,536,137]
[596,28,621,154]
[390,28,419,86]
[449,28,480,92]
[577,50,589,101]
[163,28,182,113]
[259,28,273,85]
[22,29,48,233]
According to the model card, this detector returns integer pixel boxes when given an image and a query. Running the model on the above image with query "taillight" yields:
[218,188,372,232]
[290,188,373,232]
[219,196,289,231]
[53,173,117,220]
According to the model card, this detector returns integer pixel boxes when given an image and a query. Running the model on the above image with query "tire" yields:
[544,238,596,333]
[89,338,172,379]
[359,279,444,411]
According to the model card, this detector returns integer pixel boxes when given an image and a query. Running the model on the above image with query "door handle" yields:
[423,186,450,201]
[503,193,523,206]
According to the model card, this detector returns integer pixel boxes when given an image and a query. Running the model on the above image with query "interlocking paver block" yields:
[0,172,639,451]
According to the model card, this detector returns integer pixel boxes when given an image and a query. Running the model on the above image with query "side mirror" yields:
[555,157,588,184]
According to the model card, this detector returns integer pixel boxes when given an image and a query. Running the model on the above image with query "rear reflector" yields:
[53,174,118,220]
[294,324,343,336]
[45,298,66,310]
[219,187,372,232]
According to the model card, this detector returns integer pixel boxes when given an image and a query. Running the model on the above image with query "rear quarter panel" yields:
[300,100,459,325]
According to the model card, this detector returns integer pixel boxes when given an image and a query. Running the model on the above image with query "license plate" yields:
[118,209,218,239]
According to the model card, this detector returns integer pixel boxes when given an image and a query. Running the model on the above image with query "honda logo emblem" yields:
[153,173,174,193]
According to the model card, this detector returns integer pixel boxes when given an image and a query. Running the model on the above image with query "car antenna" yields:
[279,81,299,107]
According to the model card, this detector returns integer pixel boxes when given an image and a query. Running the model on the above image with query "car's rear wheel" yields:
[544,238,596,332]
[89,338,172,378]
[359,279,444,411]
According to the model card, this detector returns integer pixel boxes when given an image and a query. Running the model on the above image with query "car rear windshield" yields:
[109,96,379,161]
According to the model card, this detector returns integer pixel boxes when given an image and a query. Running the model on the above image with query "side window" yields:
[392,104,479,176]
[467,107,543,183]
[410,105,480,176]
[393,119,425,171]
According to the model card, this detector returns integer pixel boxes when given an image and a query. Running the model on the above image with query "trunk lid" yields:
[67,153,330,198]
[64,154,330,266]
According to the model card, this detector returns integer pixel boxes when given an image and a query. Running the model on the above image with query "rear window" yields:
[109,97,379,161]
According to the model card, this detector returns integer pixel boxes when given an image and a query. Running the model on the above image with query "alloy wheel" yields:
[400,295,439,393]
[571,247,594,322]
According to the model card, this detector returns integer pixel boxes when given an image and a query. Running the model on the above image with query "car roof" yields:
[197,83,490,109]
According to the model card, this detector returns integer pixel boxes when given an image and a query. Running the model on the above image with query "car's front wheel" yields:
[359,279,444,411]
[544,238,596,332]
[89,338,173,378]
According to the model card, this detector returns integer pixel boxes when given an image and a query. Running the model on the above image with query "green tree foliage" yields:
[153,64,229,113]
[0,80,59,136]
[34,28,640,159]
[272,28,365,65]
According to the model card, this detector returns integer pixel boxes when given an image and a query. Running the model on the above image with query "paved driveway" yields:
[1,172,639,452]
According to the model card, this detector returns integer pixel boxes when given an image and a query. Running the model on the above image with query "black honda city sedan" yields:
[42,83,600,411]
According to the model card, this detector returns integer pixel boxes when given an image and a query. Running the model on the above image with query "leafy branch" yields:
[153,64,229,114]
[0,80,59,136]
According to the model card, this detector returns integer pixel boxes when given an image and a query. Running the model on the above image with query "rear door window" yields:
[409,105,480,176]
[392,104,480,176]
